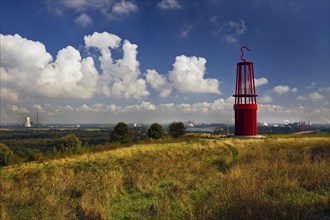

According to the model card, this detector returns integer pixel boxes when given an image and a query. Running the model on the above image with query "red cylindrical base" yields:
[234,104,258,136]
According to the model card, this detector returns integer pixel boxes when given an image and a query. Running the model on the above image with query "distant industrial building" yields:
[25,116,31,128]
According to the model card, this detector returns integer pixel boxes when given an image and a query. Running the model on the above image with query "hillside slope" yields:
[1,137,330,219]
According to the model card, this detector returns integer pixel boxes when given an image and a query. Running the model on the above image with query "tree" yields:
[148,123,165,139]
[110,122,132,144]
[57,134,81,153]
[169,121,185,138]
[0,143,14,166]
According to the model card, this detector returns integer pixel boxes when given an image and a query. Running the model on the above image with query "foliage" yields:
[57,134,81,153]
[169,121,185,138]
[110,122,132,144]
[0,143,14,166]
[147,123,165,139]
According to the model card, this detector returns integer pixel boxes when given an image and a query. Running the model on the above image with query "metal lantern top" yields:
[240,46,250,62]
[233,46,258,104]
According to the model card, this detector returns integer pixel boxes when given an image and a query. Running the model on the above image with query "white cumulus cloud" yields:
[169,55,220,94]
[273,85,290,95]
[1,34,99,99]
[309,91,323,102]
[291,87,298,93]
[146,55,220,97]
[254,77,268,87]
[146,69,172,97]
[84,32,149,99]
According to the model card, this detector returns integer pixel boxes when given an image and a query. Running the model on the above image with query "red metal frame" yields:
[233,47,258,136]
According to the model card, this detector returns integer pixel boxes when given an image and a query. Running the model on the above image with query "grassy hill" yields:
[1,136,330,219]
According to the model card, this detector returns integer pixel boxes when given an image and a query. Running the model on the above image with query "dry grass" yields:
[1,136,329,219]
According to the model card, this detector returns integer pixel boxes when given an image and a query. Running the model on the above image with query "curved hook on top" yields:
[240,46,250,62]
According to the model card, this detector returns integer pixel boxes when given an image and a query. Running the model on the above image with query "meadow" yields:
[1,135,329,219]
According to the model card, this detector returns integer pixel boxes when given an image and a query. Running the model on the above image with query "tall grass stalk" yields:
[0,137,329,219]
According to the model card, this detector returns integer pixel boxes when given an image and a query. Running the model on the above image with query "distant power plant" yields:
[233,46,258,136]
[25,116,31,128]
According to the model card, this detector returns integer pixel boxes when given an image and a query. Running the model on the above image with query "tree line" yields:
[0,121,185,167]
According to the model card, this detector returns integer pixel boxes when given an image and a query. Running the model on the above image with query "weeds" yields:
[0,136,329,219]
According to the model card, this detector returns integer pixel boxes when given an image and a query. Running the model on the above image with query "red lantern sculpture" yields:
[233,46,258,136]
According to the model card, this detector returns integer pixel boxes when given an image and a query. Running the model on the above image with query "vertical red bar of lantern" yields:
[251,63,256,104]
[243,63,246,104]
[249,63,253,103]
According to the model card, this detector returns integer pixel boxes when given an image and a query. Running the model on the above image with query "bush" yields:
[110,122,132,144]
[148,123,165,139]
[0,143,14,166]
[57,134,81,153]
[169,121,185,138]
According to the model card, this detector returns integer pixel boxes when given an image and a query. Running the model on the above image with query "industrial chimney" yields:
[233,46,258,136]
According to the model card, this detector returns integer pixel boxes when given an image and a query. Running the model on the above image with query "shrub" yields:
[110,122,132,144]
[57,134,81,153]
[0,143,14,166]
[148,123,165,139]
[169,122,185,138]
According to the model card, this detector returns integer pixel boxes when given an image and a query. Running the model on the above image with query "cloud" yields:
[221,19,247,44]
[309,91,323,102]
[222,35,237,44]
[209,16,217,24]
[1,32,223,102]
[259,94,273,103]
[84,32,149,99]
[297,95,306,101]
[146,56,220,97]
[145,69,172,97]
[258,104,304,115]
[55,0,138,23]
[75,13,93,27]
[57,0,112,14]
[169,55,220,94]
[179,24,193,38]
[254,77,268,87]
[75,102,156,113]
[157,0,181,10]
[273,85,290,95]
[0,88,19,102]
[297,91,324,102]
[318,86,330,94]
[8,105,29,114]
[32,104,46,113]
[306,82,316,89]
[112,0,138,15]
[229,20,247,36]
[291,87,298,93]
[1,34,99,99]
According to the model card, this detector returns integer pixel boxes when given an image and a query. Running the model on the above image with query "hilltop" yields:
[1,136,330,219]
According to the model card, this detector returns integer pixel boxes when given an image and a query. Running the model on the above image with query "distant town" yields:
[1,116,329,135]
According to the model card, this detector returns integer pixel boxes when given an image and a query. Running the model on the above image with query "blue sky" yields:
[0,0,329,124]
